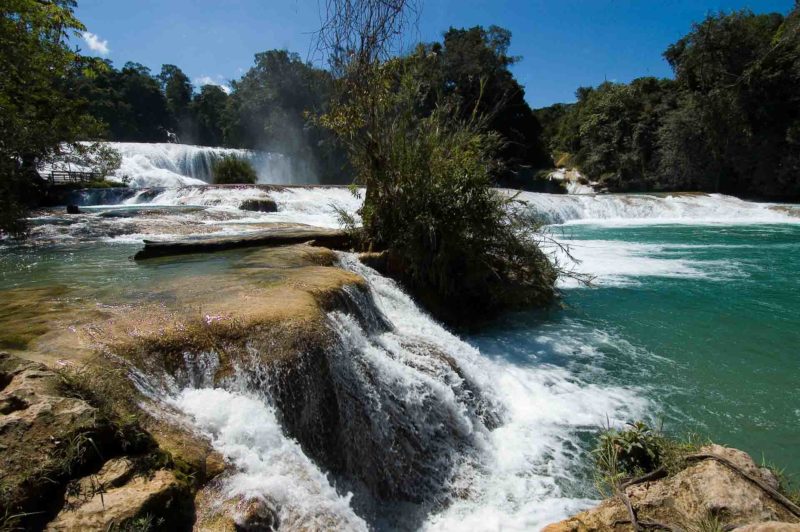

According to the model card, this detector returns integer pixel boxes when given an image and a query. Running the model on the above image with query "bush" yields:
[212,156,258,185]
[594,421,664,482]
[324,59,558,324]
[592,421,708,496]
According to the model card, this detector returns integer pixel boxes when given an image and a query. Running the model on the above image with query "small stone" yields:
[236,498,280,531]
[239,199,278,213]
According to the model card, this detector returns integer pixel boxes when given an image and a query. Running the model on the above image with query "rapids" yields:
[3,186,799,530]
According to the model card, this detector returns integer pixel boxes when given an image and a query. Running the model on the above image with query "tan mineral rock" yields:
[544,445,800,532]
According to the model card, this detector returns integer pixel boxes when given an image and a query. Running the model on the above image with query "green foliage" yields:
[192,84,228,146]
[594,421,663,484]
[400,26,552,187]
[593,421,706,496]
[158,64,193,136]
[548,5,800,200]
[761,456,800,507]
[211,155,258,185]
[324,59,557,323]
[224,49,348,182]
[0,0,104,236]
[71,60,172,142]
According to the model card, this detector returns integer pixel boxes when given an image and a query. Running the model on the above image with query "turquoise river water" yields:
[1,186,798,529]
[470,222,800,479]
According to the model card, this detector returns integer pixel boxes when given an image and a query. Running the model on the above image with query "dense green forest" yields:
[537,5,800,200]
[3,1,800,238]
[69,26,551,187]
[64,3,800,199]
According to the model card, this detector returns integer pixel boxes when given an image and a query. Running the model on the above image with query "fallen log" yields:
[134,227,351,260]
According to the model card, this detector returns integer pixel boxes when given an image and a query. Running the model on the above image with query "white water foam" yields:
[549,239,745,288]
[124,186,270,208]
[513,191,800,226]
[122,186,362,229]
[106,142,313,188]
[172,388,368,531]
[337,254,648,530]
[267,188,363,228]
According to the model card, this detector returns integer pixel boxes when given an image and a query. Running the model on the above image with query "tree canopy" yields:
[0,0,104,234]
[543,6,800,200]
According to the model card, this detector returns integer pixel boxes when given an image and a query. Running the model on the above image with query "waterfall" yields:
[105,142,318,188]
[512,191,800,225]
[120,185,363,228]
[142,250,646,531]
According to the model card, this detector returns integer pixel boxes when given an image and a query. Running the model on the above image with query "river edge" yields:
[1,238,798,530]
[4,186,800,528]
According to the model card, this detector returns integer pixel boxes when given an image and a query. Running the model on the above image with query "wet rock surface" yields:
[194,482,281,532]
[239,198,278,213]
[0,353,199,531]
[134,226,351,259]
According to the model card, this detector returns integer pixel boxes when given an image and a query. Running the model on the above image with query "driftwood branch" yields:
[622,466,667,489]
[613,472,680,531]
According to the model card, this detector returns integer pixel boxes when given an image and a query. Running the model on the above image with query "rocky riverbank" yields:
[2,219,799,530]
[545,444,800,531]
[1,243,366,530]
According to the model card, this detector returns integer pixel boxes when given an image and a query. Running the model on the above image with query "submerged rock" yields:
[239,198,278,212]
[544,444,800,531]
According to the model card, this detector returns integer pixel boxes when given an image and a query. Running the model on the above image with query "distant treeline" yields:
[70,51,348,183]
[536,6,800,201]
[71,26,551,188]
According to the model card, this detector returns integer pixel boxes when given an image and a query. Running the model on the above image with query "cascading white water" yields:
[117,187,798,229]
[105,142,317,188]
[123,186,363,228]
[337,254,647,530]
[173,388,370,531]
[512,191,800,225]
[163,251,648,531]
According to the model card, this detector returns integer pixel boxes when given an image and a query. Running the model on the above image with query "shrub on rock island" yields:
[323,59,560,325]
[212,156,258,185]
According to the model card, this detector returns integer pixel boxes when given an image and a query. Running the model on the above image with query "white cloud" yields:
[81,31,110,56]
[194,75,232,94]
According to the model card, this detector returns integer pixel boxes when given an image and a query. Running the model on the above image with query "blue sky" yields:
[74,0,794,108]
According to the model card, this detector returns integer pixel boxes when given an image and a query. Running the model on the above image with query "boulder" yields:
[46,469,184,531]
[0,353,107,528]
[0,354,199,531]
[544,445,800,531]
[239,198,278,213]
[193,481,280,532]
